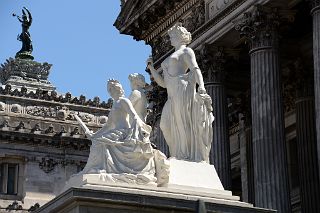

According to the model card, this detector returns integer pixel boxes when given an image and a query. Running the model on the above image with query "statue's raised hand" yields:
[146,57,155,72]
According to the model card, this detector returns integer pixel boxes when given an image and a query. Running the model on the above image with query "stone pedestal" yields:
[37,185,275,213]
[65,159,229,199]
[0,57,55,92]
[53,159,276,213]
[38,159,276,212]
[163,158,225,194]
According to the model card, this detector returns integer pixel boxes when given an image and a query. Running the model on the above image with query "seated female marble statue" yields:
[79,79,157,185]
[147,23,214,163]
[128,73,147,122]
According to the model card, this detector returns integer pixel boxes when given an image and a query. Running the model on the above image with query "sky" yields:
[0,0,151,101]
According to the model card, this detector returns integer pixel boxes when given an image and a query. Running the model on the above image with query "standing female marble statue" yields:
[128,73,147,122]
[80,79,157,184]
[147,23,214,163]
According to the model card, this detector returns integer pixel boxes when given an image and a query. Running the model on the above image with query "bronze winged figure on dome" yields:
[13,7,33,59]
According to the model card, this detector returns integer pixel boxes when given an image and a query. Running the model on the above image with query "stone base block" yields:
[163,158,225,196]
[36,187,275,213]
[46,159,275,212]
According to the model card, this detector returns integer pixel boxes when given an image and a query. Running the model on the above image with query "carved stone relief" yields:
[0,102,5,111]
[39,157,58,173]
[57,107,69,120]
[207,0,237,20]
[6,201,22,211]
[11,104,22,113]
[24,105,96,123]
[26,106,57,118]
[99,116,108,124]
[0,57,52,84]
[183,1,205,33]
[0,85,111,109]
[150,34,172,62]
[68,111,94,123]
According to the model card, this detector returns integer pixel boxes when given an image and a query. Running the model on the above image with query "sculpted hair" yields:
[107,79,124,95]
[129,73,146,88]
[168,22,192,45]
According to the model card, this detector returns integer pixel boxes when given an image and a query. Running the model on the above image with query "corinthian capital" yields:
[197,44,226,83]
[235,5,280,51]
[307,0,320,13]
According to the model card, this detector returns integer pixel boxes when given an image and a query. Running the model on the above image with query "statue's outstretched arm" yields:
[146,57,166,88]
[24,7,32,25]
[17,16,23,23]
[184,47,206,93]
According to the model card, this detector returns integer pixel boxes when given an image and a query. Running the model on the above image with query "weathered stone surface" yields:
[235,5,291,213]
[207,0,237,20]
[309,0,320,185]
[198,45,231,189]
[36,187,275,213]
[0,58,55,91]
[295,81,320,212]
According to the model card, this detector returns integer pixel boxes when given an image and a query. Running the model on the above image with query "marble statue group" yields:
[73,23,215,187]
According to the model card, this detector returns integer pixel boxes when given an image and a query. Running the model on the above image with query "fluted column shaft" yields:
[296,81,320,213]
[310,0,320,182]
[250,43,290,213]
[239,114,255,203]
[205,71,231,189]
[236,6,291,212]
[199,45,231,189]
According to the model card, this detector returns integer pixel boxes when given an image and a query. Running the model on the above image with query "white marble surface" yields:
[163,158,225,193]
[128,73,148,122]
[72,79,164,186]
[147,23,214,163]
[63,175,245,208]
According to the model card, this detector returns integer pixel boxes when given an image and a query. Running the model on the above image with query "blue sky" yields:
[0,0,151,101]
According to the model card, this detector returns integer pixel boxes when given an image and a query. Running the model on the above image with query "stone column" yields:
[235,6,291,212]
[239,111,255,203]
[309,0,320,182]
[295,68,320,212]
[199,45,231,189]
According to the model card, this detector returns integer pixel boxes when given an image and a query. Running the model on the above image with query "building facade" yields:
[0,57,112,212]
[115,0,320,212]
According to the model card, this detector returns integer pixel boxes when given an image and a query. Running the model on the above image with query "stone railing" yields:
[0,84,113,109]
